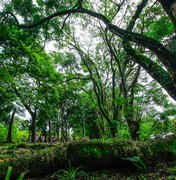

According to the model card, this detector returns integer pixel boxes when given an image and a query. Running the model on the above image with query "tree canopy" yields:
[0,0,176,141]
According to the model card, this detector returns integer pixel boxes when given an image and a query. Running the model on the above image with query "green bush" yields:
[0,124,7,142]
[13,130,29,143]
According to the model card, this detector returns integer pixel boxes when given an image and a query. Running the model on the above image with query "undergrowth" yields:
[0,136,175,178]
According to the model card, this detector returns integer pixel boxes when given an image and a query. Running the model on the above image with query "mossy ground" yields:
[0,137,176,179]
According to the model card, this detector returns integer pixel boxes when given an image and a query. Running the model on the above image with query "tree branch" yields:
[124,43,176,100]
[6,3,173,74]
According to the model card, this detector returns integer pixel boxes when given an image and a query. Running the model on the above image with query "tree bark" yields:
[126,117,140,140]
[48,120,51,142]
[72,43,117,138]
[31,113,37,143]
[13,87,38,143]
[6,108,16,142]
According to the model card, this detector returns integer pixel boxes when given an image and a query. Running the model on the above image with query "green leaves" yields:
[143,5,174,40]
[122,156,147,171]
[5,167,12,180]
[5,166,27,180]
[147,16,174,40]
[52,161,88,180]
[10,0,35,19]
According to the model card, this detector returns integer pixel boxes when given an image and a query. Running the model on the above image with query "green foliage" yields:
[5,167,12,180]
[167,164,176,174]
[0,138,175,178]
[118,122,130,140]
[14,130,29,142]
[139,121,153,140]
[16,172,26,180]
[1,0,176,145]
[143,5,175,40]
[7,142,56,150]
[51,161,88,180]
[0,2,176,179]
[146,16,174,40]
[5,166,26,180]
[122,156,147,172]
[0,124,7,143]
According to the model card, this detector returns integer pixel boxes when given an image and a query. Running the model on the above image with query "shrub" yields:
[0,124,7,143]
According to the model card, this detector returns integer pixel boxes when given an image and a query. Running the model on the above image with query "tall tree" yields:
[2,0,176,101]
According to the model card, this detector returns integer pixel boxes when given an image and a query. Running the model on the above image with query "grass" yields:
[5,166,27,180]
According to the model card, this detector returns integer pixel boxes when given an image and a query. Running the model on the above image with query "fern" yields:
[122,156,147,172]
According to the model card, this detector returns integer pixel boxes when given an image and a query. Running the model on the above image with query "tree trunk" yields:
[48,121,51,142]
[6,108,16,142]
[125,106,140,141]
[128,120,140,140]
[109,123,116,138]
[60,118,65,142]
[43,123,47,142]
[31,113,37,143]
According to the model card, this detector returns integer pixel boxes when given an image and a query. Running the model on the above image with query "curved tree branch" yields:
[122,0,176,100]
[4,2,174,73]
[124,43,176,100]
[3,0,176,99]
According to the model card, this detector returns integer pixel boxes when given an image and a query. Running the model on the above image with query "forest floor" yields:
[27,161,176,180]
[86,162,176,180]
[1,138,175,179]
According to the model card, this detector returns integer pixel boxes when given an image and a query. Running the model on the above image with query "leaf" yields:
[5,167,12,180]
[122,156,147,171]
[123,156,140,162]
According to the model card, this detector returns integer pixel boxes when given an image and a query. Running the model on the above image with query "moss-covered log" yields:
[0,136,175,178]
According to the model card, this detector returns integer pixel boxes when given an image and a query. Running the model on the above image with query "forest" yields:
[0,0,176,179]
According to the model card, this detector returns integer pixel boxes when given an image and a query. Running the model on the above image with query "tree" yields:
[12,49,59,142]
[1,0,176,142]
[6,107,16,142]
[1,0,176,101]
[51,50,105,139]
[0,23,60,142]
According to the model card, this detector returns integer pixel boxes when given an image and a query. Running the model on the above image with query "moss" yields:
[0,137,175,178]
[167,165,176,174]
[7,142,57,150]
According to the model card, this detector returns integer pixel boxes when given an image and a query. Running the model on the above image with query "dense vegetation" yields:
[0,137,176,179]
[0,0,176,179]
